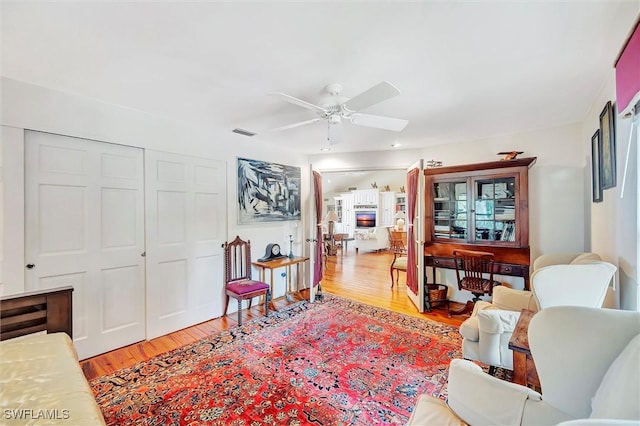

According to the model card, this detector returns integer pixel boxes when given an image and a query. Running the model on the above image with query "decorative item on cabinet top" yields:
[498,151,524,160]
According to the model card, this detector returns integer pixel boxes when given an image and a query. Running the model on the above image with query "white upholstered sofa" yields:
[353,226,390,253]
[408,306,640,425]
[0,287,106,425]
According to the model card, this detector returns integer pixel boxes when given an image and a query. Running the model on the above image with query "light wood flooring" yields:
[81,249,465,381]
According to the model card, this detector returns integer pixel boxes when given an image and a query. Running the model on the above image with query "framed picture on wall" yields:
[591,129,603,203]
[237,157,301,224]
[599,101,616,189]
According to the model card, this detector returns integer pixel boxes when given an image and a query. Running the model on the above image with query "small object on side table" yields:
[288,234,294,258]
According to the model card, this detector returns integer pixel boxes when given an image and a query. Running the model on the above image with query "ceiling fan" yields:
[269,81,408,145]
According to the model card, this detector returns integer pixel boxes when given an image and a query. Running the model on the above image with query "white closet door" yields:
[145,150,226,339]
[25,131,145,359]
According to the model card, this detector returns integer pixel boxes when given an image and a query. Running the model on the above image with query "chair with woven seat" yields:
[390,230,407,288]
[450,249,501,315]
[223,236,270,326]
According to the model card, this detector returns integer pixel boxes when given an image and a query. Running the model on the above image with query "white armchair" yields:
[459,253,615,372]
[353,226,390,253]
[459,286,538,370]
[532,252,602,271]
[531,261,617,309]
[408,306,640,425]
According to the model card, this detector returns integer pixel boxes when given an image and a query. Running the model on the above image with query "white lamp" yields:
[325,210,339,236]
[394,211,406,231]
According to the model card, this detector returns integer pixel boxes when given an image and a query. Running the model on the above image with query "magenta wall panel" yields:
[615,21,640,115]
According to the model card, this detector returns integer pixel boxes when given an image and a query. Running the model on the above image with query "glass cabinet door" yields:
[473,177,516,242]
[433,181,467,240]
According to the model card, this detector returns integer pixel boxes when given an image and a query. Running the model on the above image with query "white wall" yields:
[581,70,638,311]
[0,126,24,296]
[313,95,638,310]
[311,148,423,171]
[311,124,587,301]
[322,169,407,212]
[0,77,310,299]
[4,74,636,310]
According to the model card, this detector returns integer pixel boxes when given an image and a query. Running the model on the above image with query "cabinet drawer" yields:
[495,263,528,277]
[426,256,528,279]
[428,257,456,269]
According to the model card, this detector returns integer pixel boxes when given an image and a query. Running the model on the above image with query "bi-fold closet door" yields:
[144,150,226,340]
[25,131,226,359]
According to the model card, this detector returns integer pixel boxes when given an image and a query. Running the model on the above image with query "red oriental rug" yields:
[90,295,463,425]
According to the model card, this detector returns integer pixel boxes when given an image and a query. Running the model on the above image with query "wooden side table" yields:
[252,256,310,308]
[508,309,541,392]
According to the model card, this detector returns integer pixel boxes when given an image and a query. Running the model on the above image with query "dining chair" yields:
[223,236,271,326]
[390,230,408,288]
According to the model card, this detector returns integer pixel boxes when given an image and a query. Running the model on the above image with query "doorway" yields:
[321,169,407,219]
[317,166,425,313]
[319,167,406,276]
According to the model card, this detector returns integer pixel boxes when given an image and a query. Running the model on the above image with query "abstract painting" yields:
[237,157,301,223]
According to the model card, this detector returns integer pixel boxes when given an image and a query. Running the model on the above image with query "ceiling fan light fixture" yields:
[325,83,343,96]
[269,81,408,147]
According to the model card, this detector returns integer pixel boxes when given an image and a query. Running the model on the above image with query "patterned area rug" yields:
[91,295,464,425]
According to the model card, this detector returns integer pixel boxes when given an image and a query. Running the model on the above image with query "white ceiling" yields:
[1,1,637,154]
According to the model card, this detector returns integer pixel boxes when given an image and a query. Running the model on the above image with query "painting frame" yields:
[591,129,603,203]
[237,157,301,224]
[599,101,616,189]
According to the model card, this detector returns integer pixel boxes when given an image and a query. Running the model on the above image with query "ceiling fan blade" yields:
[269,92,327,114]
[270,118,320,132]
[328,121,344,145]
[342,81,401,112]
[350,113,408,131]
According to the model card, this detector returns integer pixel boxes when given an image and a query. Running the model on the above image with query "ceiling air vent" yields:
[232,128,256,137]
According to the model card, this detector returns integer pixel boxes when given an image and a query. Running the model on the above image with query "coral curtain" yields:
[313,171,323,286]
[406,167,419,295]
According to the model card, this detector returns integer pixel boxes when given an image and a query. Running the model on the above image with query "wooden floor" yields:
[81,249,465,381]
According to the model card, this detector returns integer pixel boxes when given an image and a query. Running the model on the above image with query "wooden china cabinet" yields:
[424,157,537,290]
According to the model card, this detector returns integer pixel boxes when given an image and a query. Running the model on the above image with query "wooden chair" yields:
[333,233,345,257]
[223,236,270,326]
[450,249,501,315]
[390,231,408,288]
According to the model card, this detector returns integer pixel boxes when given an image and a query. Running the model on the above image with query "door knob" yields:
[26,264,35,269]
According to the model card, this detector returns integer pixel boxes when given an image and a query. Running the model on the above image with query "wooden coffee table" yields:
[508,309,541,391]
